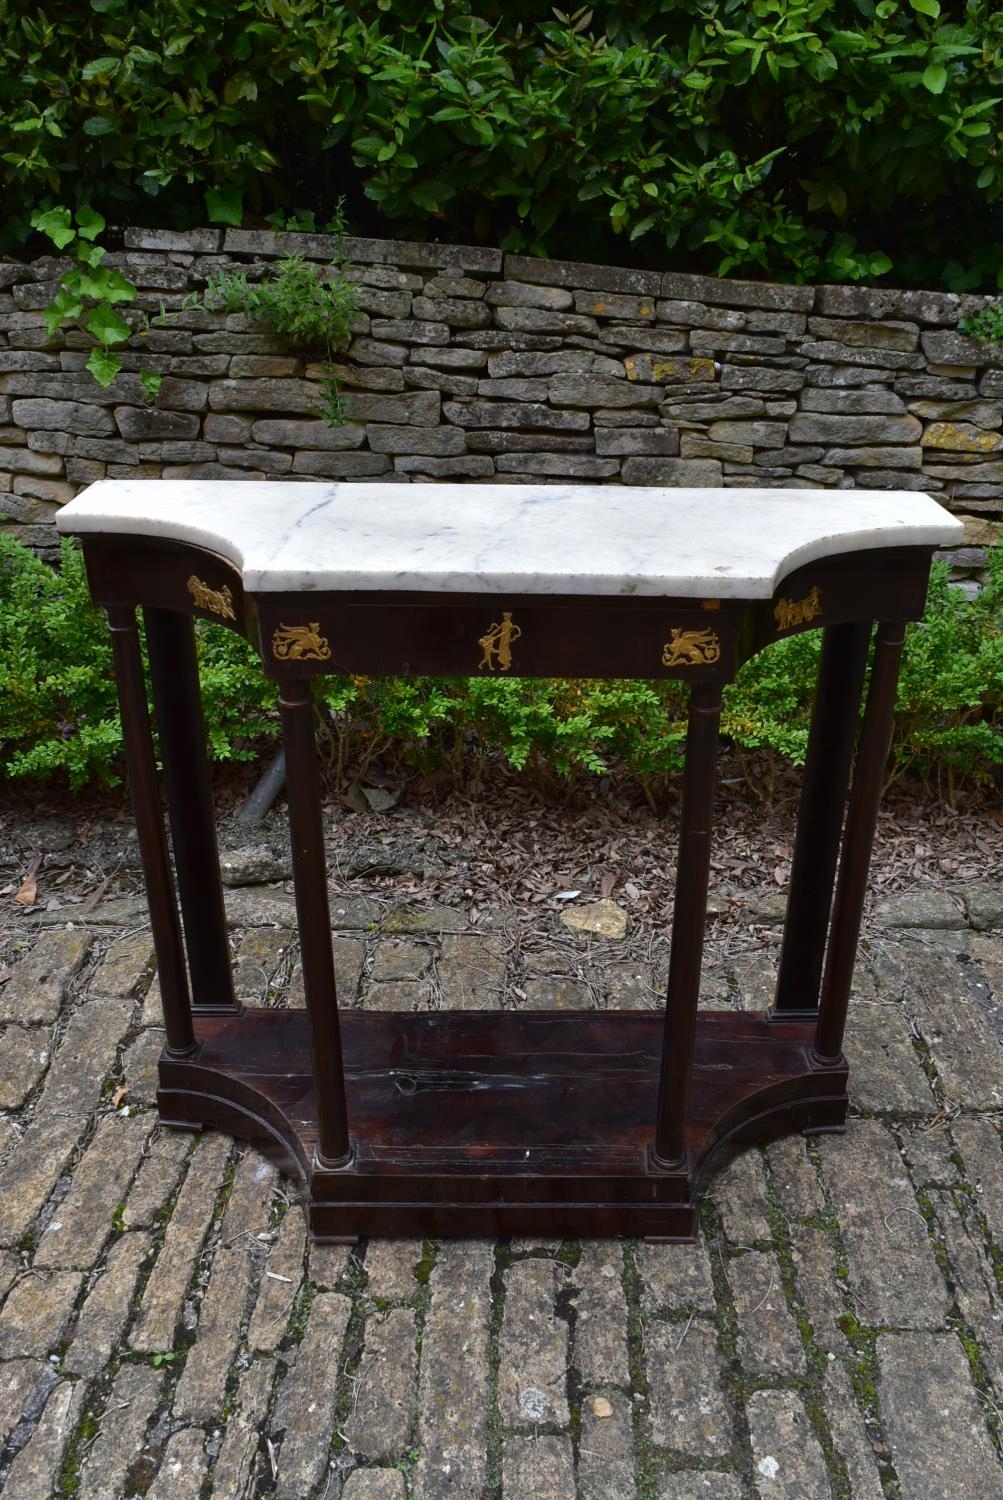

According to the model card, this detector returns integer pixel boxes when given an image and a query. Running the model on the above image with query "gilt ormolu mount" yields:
[57,481,962,1241]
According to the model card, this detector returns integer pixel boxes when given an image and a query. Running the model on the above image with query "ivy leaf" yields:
[30,206,74,249]
[922,62,947,93]
[909,0,940,15]
[75,205,106,241]
[82,116,115,137]
[75,240,106,268]
[85,304,131,345]
[102,269,138,302]
[85,347,122,386]
[204,184,243,226]
[75,270,112,299]
[42,286,83,334]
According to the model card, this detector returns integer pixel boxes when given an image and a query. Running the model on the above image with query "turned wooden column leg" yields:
[144,608,237,1014]
[774,622,871,1016]
[814,621,906,1065]
[653,683,723,1169]
[279,678,351,1168]
[107,606,195,1058]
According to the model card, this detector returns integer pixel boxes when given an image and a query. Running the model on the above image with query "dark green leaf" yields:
[204,185,244,227]
[81,56,119,81]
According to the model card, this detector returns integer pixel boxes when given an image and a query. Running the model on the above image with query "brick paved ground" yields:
[1,813,1003,1499]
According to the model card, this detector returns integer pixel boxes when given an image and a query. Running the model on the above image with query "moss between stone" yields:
[805,1133,905,1493]
[620,1237,660,1500]
[281,1275,318,1347]
[698,1195,762,1495]
[399,1240,436,1457]
[55,1401,102,1499]
[554,1254,581,1458]
[483,1240,512,1499]
[912,1184,952,1279]
[412,1237,437,1286]
[759,1146,854,1498]
[556,1237,581,1269]
[907,1023,944,1100]
[953,1316,1002,1441]
[328,1294,370,1459]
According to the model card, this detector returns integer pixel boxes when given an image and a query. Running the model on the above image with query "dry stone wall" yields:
[1,226,1001,576]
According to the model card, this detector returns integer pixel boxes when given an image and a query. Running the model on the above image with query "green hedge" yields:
[2,532,1001,803]
[3,2,1003,286]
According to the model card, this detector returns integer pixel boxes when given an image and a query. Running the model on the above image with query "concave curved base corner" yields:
[157,1007,847,1242]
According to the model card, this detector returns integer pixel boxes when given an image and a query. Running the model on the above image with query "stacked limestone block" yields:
[0,228,1000,575]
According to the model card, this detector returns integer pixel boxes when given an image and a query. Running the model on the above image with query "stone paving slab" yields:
[1,835,1002,1498]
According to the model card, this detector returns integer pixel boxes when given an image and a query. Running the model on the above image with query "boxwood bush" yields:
[2,531,1000,803]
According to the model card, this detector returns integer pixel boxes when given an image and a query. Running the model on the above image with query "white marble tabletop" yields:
[56,480,963,598]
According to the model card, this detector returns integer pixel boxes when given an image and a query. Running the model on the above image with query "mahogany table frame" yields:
[78,531,935,1241]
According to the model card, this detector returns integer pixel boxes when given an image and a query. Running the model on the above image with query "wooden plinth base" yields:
[157,1009,846,1241]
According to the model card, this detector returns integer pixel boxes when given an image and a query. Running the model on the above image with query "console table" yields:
[57,481,961,1240]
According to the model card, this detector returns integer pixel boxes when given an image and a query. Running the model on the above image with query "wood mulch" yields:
[2,755,1000,973]
[322,757,1002,898]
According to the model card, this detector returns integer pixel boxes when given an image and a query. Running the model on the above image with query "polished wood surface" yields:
[815,620,908,1065]
[774,621,871,1017]
[82,521,939,1240]
[107,605,195,1058]
[654,683,723,1168]
[158,1007,847,1241]
[278,679,352,1168]
[144,607,237,1015]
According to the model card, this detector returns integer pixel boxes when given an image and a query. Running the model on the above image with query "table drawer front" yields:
[253,599,740,681]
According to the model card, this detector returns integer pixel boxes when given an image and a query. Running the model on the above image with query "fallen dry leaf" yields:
[110,1084,129,1108]
[13,873,37,907]
[591,1396,614,1418]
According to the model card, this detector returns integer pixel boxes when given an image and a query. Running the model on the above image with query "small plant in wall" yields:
[201,245,357,425]
[30,205,161,399]
[959,303,1003,345]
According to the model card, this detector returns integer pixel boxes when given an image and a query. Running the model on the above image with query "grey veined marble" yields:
[56,480,962,597]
